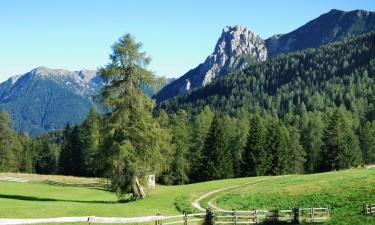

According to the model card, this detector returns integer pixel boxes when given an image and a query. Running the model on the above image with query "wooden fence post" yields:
[293,208,299,224]
[312,208,315,222]
[232,209,237,225]
[205,208,213,225]
[254,209,258,224]
[155,213,162,225]
[183,210,188,225]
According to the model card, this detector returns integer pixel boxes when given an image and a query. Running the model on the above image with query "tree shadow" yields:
[0,194,125,204]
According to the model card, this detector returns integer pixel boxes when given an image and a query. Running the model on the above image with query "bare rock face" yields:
[201,25,267,86]
[154,25,267,102]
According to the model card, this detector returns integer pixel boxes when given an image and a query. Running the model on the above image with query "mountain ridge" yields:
[155,9,375,102]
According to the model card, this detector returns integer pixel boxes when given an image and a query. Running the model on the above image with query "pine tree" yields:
[169,110,191,184]
[189,106,214,182]
[70,125,84,176]
[200,114,233,181]
[359,121,375,164]
[19,132,34,173]
[301,114,324,173]
[0,111,22,172]
[266,119,289,175]
[35,138,58,174]
[320,108,362,171]
[59,124,73,175]
[287,126,306,173]
[242,115,267,176]
[81,108,101,176]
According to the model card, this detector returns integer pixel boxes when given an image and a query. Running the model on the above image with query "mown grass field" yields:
[215,168,375,225]
[0,168,374,225]
[0,173,259,218]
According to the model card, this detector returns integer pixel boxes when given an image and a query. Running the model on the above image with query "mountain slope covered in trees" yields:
[155,9,375,102]
[159,32,375,119]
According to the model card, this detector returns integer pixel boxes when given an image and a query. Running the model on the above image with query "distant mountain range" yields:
[1,8,374,135]
[155,9,375,102]
[0,67,173,135]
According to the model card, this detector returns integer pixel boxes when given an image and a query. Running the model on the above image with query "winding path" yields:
[191,178,273,211]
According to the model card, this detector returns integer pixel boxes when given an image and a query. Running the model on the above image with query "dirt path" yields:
[191,178,273,211]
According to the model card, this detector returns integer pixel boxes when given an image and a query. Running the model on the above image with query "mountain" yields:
[158,32,375,117]
[0,67,102,135]
[154,25,267,102]
[266,9,375,57]
[155,9,375,102]
[0,67,175,135]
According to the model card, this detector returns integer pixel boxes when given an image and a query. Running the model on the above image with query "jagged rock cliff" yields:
[155,25,267,102]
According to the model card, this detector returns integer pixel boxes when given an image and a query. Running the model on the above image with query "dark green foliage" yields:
[188,106,214,182]
[200,114,233,181]
[34,137,59,174]
[80,108,102,176]
[359,121,375,164]
[0,111,22,171]
[265,119,289,175]
[18,132,34,173]
[242,115,267,176]
[320,108,362,171]
[168,110,191,184]
[287,126,306,173]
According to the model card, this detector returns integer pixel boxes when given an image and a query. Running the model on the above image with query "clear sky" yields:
[0,0,374,82]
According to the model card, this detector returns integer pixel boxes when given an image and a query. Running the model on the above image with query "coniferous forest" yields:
[0,32,374,198]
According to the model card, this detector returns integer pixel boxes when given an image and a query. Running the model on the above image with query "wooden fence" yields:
[364,204,375,215]
[207,208,330,224]
[0,208,329,225]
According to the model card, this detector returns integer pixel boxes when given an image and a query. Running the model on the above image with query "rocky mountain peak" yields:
[201,25,267,86]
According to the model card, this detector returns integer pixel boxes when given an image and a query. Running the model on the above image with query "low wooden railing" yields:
[364,204,375,215]
[0,207,330,225]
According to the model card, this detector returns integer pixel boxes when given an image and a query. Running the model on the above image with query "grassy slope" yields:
[0,168,374,225]
[216,168,375,225]
[0,174,259,218]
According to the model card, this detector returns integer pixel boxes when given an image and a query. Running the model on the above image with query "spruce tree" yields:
[189,106,214,182]
[287,126,306,173]
[0,111,22,172]
[242,115,267,176]
[320,108,362,171]
[19,132,34,173]
[169,110,191,184]
[359,121,375,164]
[265,119,289,175]
[59,124,73,175]
[200,114,233,181]
[81,108,101,176]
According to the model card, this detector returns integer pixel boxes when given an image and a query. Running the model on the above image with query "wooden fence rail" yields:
[364,204,375,215]
[0,208,329,225]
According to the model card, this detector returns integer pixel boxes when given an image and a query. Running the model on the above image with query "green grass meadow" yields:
[0,168,374,225]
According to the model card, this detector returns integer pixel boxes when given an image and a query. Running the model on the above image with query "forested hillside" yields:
[159,32,375,119]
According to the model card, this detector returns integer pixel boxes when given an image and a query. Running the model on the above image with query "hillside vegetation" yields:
[0,168,374,225]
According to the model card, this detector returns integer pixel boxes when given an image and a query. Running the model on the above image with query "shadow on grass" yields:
[42,180,108,188]
[0,194,135,204]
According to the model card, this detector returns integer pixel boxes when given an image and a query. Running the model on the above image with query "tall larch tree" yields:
[99,33,172,197]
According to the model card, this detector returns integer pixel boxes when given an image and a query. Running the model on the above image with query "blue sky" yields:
[0,0,374,82]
